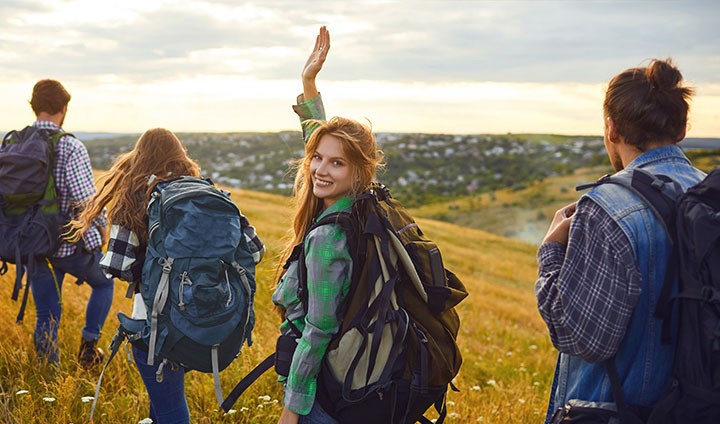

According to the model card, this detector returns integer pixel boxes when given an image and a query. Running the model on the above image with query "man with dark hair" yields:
[535,59,706,423]
[27,79,114,367]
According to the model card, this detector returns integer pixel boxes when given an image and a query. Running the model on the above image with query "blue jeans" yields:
[30,247,114,362]
[299,401,338,424]
[133,346,189,424]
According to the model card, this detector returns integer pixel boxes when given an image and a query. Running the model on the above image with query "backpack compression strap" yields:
[221,352,275,412]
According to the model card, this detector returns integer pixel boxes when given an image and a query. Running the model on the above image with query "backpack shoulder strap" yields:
[577,169,683,238]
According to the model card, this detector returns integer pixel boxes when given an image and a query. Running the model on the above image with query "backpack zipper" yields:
[224,265,233,307]
[178,271,192,311]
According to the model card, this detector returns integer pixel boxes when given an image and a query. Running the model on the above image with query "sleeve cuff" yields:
[537,242,566,273]
[292,93,325,122]
[283,384,314,415]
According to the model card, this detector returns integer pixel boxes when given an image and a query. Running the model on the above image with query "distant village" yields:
[86,132,608,206]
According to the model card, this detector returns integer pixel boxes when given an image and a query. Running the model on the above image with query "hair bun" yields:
[646,58,683,91]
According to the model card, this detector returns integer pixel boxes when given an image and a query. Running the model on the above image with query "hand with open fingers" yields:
[302,26,330,83]
[542,202,577,245]
[301,26,330,101]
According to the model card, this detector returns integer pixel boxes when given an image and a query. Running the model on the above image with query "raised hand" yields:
[302,26,330,101]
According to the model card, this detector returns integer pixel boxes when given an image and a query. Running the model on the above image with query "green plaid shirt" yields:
[272,94,354,414]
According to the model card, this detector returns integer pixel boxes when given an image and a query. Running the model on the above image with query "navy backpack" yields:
[0,126,69,323]
[91,177,257,417]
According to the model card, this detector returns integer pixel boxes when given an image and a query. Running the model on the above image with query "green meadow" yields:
[0,181,556,423]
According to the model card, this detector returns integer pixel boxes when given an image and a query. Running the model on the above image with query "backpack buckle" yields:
[701,287,720,303]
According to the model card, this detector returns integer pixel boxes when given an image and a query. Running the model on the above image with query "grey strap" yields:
[148,257,174,365]
[232,261,253,342]
[212,345,224,405]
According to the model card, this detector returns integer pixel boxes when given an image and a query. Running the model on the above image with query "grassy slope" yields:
[410,165,611,244]
[410,154,719,244]
[0,182,555,423]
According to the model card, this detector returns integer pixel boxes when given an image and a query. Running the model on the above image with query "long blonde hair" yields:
[67,128,200,245]
[277,116,384,272]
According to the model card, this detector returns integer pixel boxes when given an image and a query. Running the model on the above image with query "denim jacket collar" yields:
[625,144,690,171]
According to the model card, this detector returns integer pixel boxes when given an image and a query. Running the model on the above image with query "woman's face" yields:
[310,134,354,208]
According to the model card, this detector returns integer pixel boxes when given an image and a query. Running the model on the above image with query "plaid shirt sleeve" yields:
[535,196,642,362]
[284,223,352,415]
[240,213,265,264]
[60,135,106,250]
[99,224,144,284]
[292,93,326,143]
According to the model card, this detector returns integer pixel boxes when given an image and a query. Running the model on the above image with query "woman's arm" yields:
[293,26,330,142]
[282,224,352,416]
[99,224,144,295]
[301,25,330,102]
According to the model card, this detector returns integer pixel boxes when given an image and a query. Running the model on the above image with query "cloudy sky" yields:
[1,0,718,136]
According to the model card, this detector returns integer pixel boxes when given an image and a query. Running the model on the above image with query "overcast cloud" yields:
[0,0,718,134]
[2,1,718,84]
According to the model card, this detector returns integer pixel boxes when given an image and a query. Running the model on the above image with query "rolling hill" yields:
[0,185,555,423]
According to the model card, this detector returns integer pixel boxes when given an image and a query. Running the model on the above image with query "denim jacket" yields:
[549,145,706,418]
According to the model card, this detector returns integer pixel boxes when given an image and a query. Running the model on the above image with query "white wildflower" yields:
[240,407,250,412]
[448,412,460,419]
[138,418,153,424]
[529,344,538,350]
[257,404,264,409]
[81,396,94,403]
[225,409,237,415]
[258,395,272,402]
[518,398,526,404]
[471,385,481,391]
[447,401,455,406]
[42,397,56,402]
[15,390,29,396]
[486,379,497,387]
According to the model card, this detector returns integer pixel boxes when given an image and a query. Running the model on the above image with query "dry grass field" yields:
[0,183,556,423]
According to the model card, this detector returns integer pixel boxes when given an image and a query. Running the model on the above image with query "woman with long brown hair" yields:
[273,27,384,424]
[69,128,264,423]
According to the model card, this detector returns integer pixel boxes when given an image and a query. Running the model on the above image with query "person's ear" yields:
[606,117,620,144]
[676,127,687,142]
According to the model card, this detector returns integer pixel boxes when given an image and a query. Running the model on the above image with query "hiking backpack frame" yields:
[0,126,69,324]
[575,167,720,424]
[222,184,468,424]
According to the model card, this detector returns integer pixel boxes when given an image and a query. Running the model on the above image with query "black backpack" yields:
[0,126,69,323]
[572,167,720,424]
[222,184,468,424]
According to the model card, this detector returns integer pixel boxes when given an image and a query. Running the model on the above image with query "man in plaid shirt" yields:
[26,80,114,367]
[535,59,705,423]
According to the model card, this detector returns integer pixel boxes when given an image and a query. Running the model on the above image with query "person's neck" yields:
[619,139,677,168]
[35,111,64,127]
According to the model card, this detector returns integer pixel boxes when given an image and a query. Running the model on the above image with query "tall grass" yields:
[0,185,555,423]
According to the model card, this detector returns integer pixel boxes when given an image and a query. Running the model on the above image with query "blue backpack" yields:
[92,177,256,416]
[0,126,69,323]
